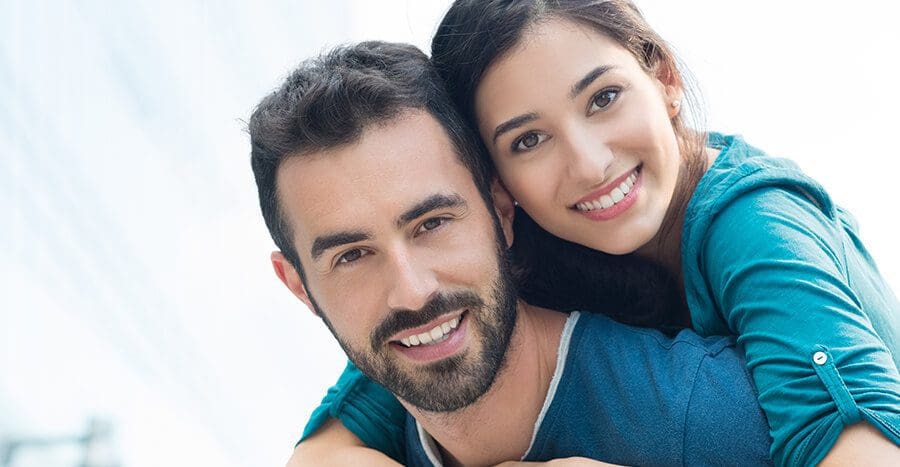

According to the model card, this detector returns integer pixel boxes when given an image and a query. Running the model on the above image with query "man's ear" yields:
[271,251,317,316]
[490,178,516,248]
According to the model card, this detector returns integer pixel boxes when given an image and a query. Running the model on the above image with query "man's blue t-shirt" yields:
[405,312,773,466]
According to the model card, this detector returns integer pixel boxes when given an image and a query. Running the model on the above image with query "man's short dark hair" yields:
[249,41,493,272]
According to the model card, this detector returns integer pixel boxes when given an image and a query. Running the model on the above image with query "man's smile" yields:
[390,311,470,363]
[393,312,464,348]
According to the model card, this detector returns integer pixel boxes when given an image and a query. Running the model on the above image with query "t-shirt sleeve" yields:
[298,359,408,463]
[683,346,773,466]
[702,187,900,466]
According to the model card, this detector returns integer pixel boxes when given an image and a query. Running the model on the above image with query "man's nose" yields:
[385,249,439,312]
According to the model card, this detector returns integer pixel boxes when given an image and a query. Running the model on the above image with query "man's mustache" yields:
[370,290,484,349]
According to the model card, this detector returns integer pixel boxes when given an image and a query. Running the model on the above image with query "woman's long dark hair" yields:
[511,209,687,330]
[432,0,706,330]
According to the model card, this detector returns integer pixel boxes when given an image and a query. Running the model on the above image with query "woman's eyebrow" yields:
[492,113,539,145]
[491,65,618,145]
[570,65,616,99]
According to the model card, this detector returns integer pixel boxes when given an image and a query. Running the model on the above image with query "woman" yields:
[292,1,900,465]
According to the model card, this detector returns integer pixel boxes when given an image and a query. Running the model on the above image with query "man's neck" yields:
[403,302,569,466]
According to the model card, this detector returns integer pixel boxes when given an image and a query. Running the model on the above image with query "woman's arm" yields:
[296,360,409,463]
[819,422,900,467]
[494,458,623,467]
[288,418,401,467]
[698,187,900,466]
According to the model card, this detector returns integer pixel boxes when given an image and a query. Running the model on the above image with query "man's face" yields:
[276,110,518,412]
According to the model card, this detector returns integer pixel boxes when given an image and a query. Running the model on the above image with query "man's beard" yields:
[309,239,519,413]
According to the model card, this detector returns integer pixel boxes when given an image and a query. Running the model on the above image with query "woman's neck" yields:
[636,144,720,284]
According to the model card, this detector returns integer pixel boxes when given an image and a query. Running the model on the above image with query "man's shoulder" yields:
[523,312,764,464]
[563,311,749,418]
[568,312,770,458]
[573,311,736,359]
[558,311,745,415]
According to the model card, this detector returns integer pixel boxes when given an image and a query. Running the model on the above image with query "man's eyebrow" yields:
[492,113,539,145]
[569,65,615,99]
[310,230,371,262]
[397,193,467,228]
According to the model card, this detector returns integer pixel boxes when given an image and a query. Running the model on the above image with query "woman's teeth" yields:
[575,172,637,212]
[399,316,461,347]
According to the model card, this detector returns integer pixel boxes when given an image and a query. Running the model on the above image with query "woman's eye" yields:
[512,132,549,152]
[337,248,368,264]
[589,88,620,113]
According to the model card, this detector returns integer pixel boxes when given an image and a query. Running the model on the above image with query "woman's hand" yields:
[493,457,625,467]
[819,422,900,467]
[286,418,401,467]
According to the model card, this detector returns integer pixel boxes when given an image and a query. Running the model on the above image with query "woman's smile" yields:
[475,18,684,255]
[572,165,642,221]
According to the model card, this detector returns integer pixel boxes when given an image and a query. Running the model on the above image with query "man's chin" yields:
[377,350,504,413]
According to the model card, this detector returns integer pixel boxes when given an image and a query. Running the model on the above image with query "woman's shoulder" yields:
[684,132,835,250]
[697,134,830,205]
[681,133,846,334]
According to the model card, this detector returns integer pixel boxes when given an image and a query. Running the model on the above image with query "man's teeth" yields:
[575,172,637,212]
[399,317,460,348]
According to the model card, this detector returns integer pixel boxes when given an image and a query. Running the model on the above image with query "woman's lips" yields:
[573,167,641,221]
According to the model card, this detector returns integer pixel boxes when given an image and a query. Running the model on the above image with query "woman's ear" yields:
[665,85,683,118]
[491,178,516,248]
[652,60,684,118]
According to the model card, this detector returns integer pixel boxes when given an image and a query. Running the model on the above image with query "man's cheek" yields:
[446,233,495,264]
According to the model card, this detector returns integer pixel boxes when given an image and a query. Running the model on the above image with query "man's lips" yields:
[389,310,467,346]
[391,313,469,362]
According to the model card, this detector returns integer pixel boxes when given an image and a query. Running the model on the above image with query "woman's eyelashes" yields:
[588,87,621,114]
[511,131,550,153]
[507,87,623,154]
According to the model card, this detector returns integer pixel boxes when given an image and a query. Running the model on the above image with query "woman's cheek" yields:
[512,155,557,196]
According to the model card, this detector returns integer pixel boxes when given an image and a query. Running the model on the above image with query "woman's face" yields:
[475,19,683,255]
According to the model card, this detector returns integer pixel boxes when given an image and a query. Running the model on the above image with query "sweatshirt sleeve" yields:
[298,359,408,463]
[701,187,900,466]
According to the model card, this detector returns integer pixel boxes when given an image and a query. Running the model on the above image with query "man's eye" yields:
[417,217,449,235]
[589,88,620,113]
[512,132,549,152]
[337,248,368,264]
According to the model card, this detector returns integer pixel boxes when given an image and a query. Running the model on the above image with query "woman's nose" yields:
[563,130,614,184]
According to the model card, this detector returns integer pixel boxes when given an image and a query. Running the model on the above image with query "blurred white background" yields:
[2,1,898,466]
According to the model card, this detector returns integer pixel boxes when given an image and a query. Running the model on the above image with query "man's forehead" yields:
[276,110,480,248]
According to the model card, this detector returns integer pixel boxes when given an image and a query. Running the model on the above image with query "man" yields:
[249,42,772,466]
